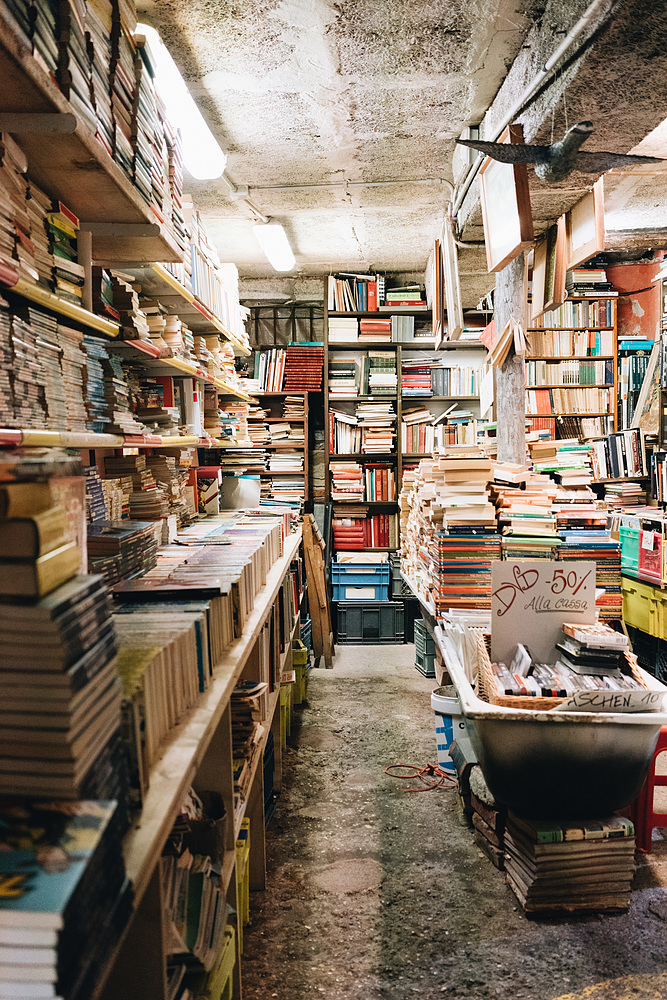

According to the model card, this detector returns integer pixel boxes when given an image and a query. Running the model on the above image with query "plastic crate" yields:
[331,562,390,586]
[620,524,640,575]
[415,649,436,677]
[202,925,236,1000]
[638,523,664,584]
[622,575,661,636]
[414,619,435,656]
[280,684,292,747]
[332,583,389,601]
[389,553,412,598]
[336,601,404,644]
[235,819,250,950]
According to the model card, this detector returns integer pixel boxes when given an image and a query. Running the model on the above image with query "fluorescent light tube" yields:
[253,223,296,272]
[137,24,227,180]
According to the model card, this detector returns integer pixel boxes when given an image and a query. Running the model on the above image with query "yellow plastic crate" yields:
[622,576,660,635]
[200,925,236,1000]
[292,639,308,666]
[235,818,250,951]
[293,663,307,705]
[280,683,292,746]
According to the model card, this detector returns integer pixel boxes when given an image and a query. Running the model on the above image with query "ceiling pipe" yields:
[452,0,613,218]
[246,177,453,194]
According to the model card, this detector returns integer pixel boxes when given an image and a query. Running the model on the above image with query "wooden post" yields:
[494,253,526,464]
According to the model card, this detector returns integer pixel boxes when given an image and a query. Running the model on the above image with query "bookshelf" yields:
[248,391,310,507]
[0,6,182,264]
[526,295,618,437]
[323,277,491,553]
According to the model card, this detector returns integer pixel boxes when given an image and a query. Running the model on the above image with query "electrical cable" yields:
[384,763,458,792]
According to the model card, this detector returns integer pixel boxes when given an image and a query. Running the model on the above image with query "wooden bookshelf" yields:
[109,341,252,400]
[1,275,121,335]
[124,264,251,356]
[96,530,304,1000]
[0,7,182,263]
[248,391,309,505]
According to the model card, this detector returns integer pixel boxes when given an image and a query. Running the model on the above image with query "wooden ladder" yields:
[302,514,334,668]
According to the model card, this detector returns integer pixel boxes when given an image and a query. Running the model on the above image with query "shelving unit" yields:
[0,274,121,336]
[526,295,618,435]
[249,391,310,506]
[323,276,490,554]
[95,530,305,1000]
[0,7,182,264]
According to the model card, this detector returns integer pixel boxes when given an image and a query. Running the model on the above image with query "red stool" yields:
[630,726,667,853]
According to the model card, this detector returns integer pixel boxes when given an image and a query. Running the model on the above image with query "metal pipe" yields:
[247,177,454,194]
[452,0,612,217]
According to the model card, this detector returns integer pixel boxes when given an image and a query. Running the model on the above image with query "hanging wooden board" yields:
[302,515,334,669]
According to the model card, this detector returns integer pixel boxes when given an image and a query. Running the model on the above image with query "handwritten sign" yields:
[551,689,665,714]
[491,560,596,665]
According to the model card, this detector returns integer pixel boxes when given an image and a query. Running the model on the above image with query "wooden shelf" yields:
[109,341,252,400]
[0,8,182,263]
[262,417,305,423]
[124,265,251,356]
[122,530,302,901]
[0,429,254,450]
[329,453,396,460]
[261,443,306,450]
[526,384,613,390]
[594,476,649,483]
[401,341,486,349]
[2,276,120,335]
[333,546,395,552]
[234,687,280,839]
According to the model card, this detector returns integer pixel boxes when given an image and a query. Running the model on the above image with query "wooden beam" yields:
[0,111,76,132]
[494,253,526,465]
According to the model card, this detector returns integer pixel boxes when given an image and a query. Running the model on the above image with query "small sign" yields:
[491,560,596,665]
[642,530,655,551]
[551,689,665,714]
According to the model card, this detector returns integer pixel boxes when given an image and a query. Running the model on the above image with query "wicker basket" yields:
[476,633,646,711]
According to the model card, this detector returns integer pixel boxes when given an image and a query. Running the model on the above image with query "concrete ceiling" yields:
[137,0,549,300]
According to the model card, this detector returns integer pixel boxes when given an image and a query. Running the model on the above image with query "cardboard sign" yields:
[491,560,596,665]
[551,689,665,714]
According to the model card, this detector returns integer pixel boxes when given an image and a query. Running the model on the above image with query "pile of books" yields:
[493,475,560,560]
[104,454,170,521]
[505,813,635,913]
[329,355,359,397]
[332,512,397,550]
[367,352,397,394]
[0,799,132,1000]
[363,463,396,501]
[283,394,306,418]
[379,283,427,311]
[330,461,365,501]
[329,316,359,342]
[87,519,160,584]
[267,452,303,473]
[359,317,391,342]
[559,531,622,622]
[357,402,396,454]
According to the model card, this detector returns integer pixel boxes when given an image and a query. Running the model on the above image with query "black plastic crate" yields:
[335,601,405,644]
[627,625,660,675]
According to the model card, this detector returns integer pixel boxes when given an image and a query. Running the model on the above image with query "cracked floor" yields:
[240,643,667,1000]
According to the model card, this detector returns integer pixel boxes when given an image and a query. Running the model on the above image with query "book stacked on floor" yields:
[492,474,560,559]
[0,799,132,1000]
[430,531,502,612]
[332,512,398,549]
[504,813,635,913]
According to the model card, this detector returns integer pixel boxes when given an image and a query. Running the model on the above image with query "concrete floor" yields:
[241,644,667,1000]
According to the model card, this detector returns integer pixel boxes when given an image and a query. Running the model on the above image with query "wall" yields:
[607,261,661,340]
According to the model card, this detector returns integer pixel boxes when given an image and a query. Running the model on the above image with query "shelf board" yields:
[329,309,430,317]
[122,530,303,901]
[0,429,254,451]
[0,8,182,263]
[528,356,613,361]
[329,453,396,460]
[108,341,251,400]
[333,546,396,552]
[526,385,613,390]
[401,395,480,401]
[261,443,306,449]
[595,476,650,483]
[2,276,121,335]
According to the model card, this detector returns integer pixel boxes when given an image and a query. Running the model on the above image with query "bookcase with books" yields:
[527,289,618,440]
[324,276,490,556]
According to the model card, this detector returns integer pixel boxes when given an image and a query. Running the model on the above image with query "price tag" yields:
[642,530,655,551]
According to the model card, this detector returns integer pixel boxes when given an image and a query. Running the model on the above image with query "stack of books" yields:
[367,352,397,394]
[359,317,391,342]
[330,461,365,501]
[505,813,635,913]
[559,531,622,622]
[268,452,304,473]
[379,284,427,311]
[332,512,397,549]
[0,799,132,1000]
[363,463,396,501]
[283,394,306,419]
[282,346,324,390]
[87,519,160,584]
[431,532,502,612]
[86,0,116,156]
[328,317,358,342]
[104,455,170,521]
[401,357,433,396]
[566,267,615,295]
[329,356,359,397]
[45,204,84,306]
[357,402,396,454]
[330,410,361,453]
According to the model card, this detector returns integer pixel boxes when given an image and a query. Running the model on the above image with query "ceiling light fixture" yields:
[253,223,296,272]
[137,23,227,180]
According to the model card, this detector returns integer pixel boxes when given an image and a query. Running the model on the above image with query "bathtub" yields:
[434,625,667,818]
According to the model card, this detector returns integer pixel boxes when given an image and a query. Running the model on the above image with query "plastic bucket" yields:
[431,685,475,773]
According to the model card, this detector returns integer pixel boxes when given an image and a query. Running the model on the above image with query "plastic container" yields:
[415,649,436,678]
[220,474,260,510]
[336,601,404,644]
[332,583,389,601]
[620,524,640,574]
[430,685,475,773]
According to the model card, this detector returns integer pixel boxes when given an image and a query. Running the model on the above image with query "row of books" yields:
[530,298,615,330]
[328,403,396,454]
[328,352,397,397]
[525,359,614,387]
[401,360,484,397]
[528,328,614,357]
[330,461,396,502]
[526,415,614,440]
[332,513,398,550]
[589,429,647,481]
[525,387,612,415]
[251,346,324,392]
[327,275,428,312]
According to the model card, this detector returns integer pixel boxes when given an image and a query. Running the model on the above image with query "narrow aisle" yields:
[241,646,667,1000]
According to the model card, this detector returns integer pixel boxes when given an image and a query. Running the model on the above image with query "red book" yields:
[367,281,378,311]
[329,411,334,452]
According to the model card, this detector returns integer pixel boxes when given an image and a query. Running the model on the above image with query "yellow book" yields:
[0,506,68,558]
[0,541,80,598]
[0,482,53,519]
